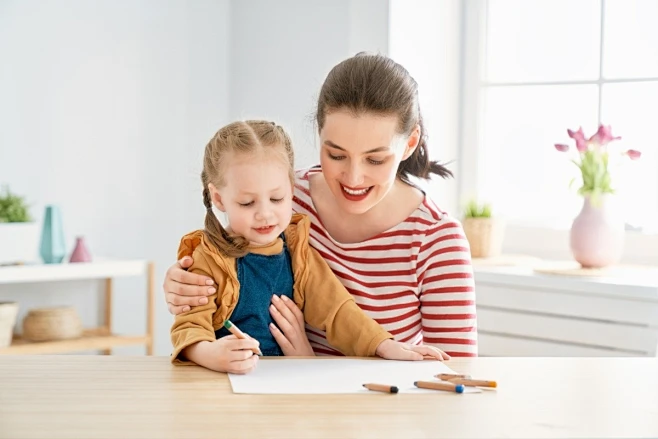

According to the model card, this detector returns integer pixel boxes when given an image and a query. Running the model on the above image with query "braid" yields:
[201,178,249,258]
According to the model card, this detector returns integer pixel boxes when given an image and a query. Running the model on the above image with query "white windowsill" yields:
[501,223,658,266]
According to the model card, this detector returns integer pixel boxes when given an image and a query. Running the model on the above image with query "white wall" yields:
[0,0,230,355]
[0,0,393,355]
[228,0,390,168]
[389,0,463,217]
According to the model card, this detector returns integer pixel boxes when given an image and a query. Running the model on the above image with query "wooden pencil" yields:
[223,320,263,356]
[363,383,399,394]
[446,378,497,388]
[435,373,471,380]
[414,380,464,393]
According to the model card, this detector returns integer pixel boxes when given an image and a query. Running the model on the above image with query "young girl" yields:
[166,53,477,359]
[170,120,448,374]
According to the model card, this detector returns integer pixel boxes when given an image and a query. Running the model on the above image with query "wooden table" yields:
[1,355,657,439]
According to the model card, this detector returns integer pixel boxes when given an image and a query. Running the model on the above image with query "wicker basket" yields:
[463,217,505,259]
[0,302,19,348]
[22,306,83,342]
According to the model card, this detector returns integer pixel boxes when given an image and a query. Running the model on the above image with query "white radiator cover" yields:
[473,266,658,357]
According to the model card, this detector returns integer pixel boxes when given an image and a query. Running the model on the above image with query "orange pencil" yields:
[446,378,497,388]
[414,380,464,393]
[363,383,399,394]
[223,320,263,356]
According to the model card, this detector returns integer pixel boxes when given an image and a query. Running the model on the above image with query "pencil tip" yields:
[413,381,418,386]
[391,386,399,393]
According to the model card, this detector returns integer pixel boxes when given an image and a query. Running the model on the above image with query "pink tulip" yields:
[554,143,569,152]
[589,124,621,146]
[626,149,642,160]
[567,127,588,152]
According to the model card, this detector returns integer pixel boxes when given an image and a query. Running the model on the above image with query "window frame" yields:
[458,0,658,264]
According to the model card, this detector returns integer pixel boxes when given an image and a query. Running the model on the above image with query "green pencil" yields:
[223,320,263,356]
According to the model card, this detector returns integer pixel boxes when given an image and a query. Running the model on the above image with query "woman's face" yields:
[319,110,418,215]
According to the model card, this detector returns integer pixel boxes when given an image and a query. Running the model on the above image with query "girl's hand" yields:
[185,335,260,374]
[164,256,216,315]
[375,339,451,361]
[269,295,315,356]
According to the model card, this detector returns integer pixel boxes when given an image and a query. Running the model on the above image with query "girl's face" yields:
[319,110,419,215]
[209,150,293,246]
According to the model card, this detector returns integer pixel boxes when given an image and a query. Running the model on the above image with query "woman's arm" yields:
[417,219,478,357]
[164,257,218,315]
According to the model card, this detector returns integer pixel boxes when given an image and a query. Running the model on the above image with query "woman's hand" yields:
[164,256,216,314]
[269,295,315,356]
[183,335,260,374]
[375,339,451,361]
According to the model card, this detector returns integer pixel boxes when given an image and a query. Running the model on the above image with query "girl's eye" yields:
[328,153,345,161]
[271,198,284,203]
[368,158,385,165]
[238,202,254,207]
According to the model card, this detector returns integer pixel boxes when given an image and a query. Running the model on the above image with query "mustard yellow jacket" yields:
[170,213,392,363]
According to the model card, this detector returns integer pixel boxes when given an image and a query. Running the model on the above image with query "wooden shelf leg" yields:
[102,277,113,355]
[146,262,155,356]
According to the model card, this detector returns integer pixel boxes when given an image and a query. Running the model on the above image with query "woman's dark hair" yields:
[316,53,453,183]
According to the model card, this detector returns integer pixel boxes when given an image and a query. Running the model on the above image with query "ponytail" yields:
[396,113,453,184]
[202,184,249,258]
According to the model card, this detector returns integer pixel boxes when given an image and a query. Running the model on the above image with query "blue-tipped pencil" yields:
[414,380,464,393]
[223,320,263,356]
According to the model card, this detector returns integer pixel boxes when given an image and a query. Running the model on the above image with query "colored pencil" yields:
[414,380,464,393]
[363,383,399,394]
[223,320,263,356]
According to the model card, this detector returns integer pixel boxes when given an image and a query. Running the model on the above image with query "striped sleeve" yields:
[417,218,478,357]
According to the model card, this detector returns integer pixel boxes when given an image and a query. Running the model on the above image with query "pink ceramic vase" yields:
[69,236,92,263]
[569,196,624,268]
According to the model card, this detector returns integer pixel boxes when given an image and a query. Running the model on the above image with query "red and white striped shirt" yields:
[293,167,478,357]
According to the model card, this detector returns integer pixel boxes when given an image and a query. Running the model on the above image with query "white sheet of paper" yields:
[228,359,481,394]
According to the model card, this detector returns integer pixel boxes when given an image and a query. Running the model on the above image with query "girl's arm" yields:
[417,219,478,357]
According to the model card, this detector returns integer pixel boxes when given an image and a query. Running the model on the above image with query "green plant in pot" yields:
[0,185,32,223]
[0,186,38,265]
[462,199,505,259]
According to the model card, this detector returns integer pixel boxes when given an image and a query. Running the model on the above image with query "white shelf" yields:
[0,259,148,284]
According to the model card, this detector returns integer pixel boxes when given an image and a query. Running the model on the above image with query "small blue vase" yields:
[40,205,66,264]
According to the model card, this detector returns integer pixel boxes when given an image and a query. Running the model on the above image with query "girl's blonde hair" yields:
[202,120,294,257]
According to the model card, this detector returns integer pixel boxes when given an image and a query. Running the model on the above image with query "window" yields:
[461,0,658,231]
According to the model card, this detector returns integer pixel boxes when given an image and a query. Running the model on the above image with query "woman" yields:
[164,53,477,357]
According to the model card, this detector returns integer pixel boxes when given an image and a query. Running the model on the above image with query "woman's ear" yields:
[402,124,421,160]
[208,183,226,212]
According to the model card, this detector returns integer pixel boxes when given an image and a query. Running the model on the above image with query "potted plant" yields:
[554,124,641,268]
[462,199,505,259]
[0,185,39,265]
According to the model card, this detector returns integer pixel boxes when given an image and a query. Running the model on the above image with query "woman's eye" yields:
[270,198,284,203]
[367,158,385,165]
[238,201,254,207]
[328,154,346,161]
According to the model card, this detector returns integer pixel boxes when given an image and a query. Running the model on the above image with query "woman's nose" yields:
[344,164,364,186]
